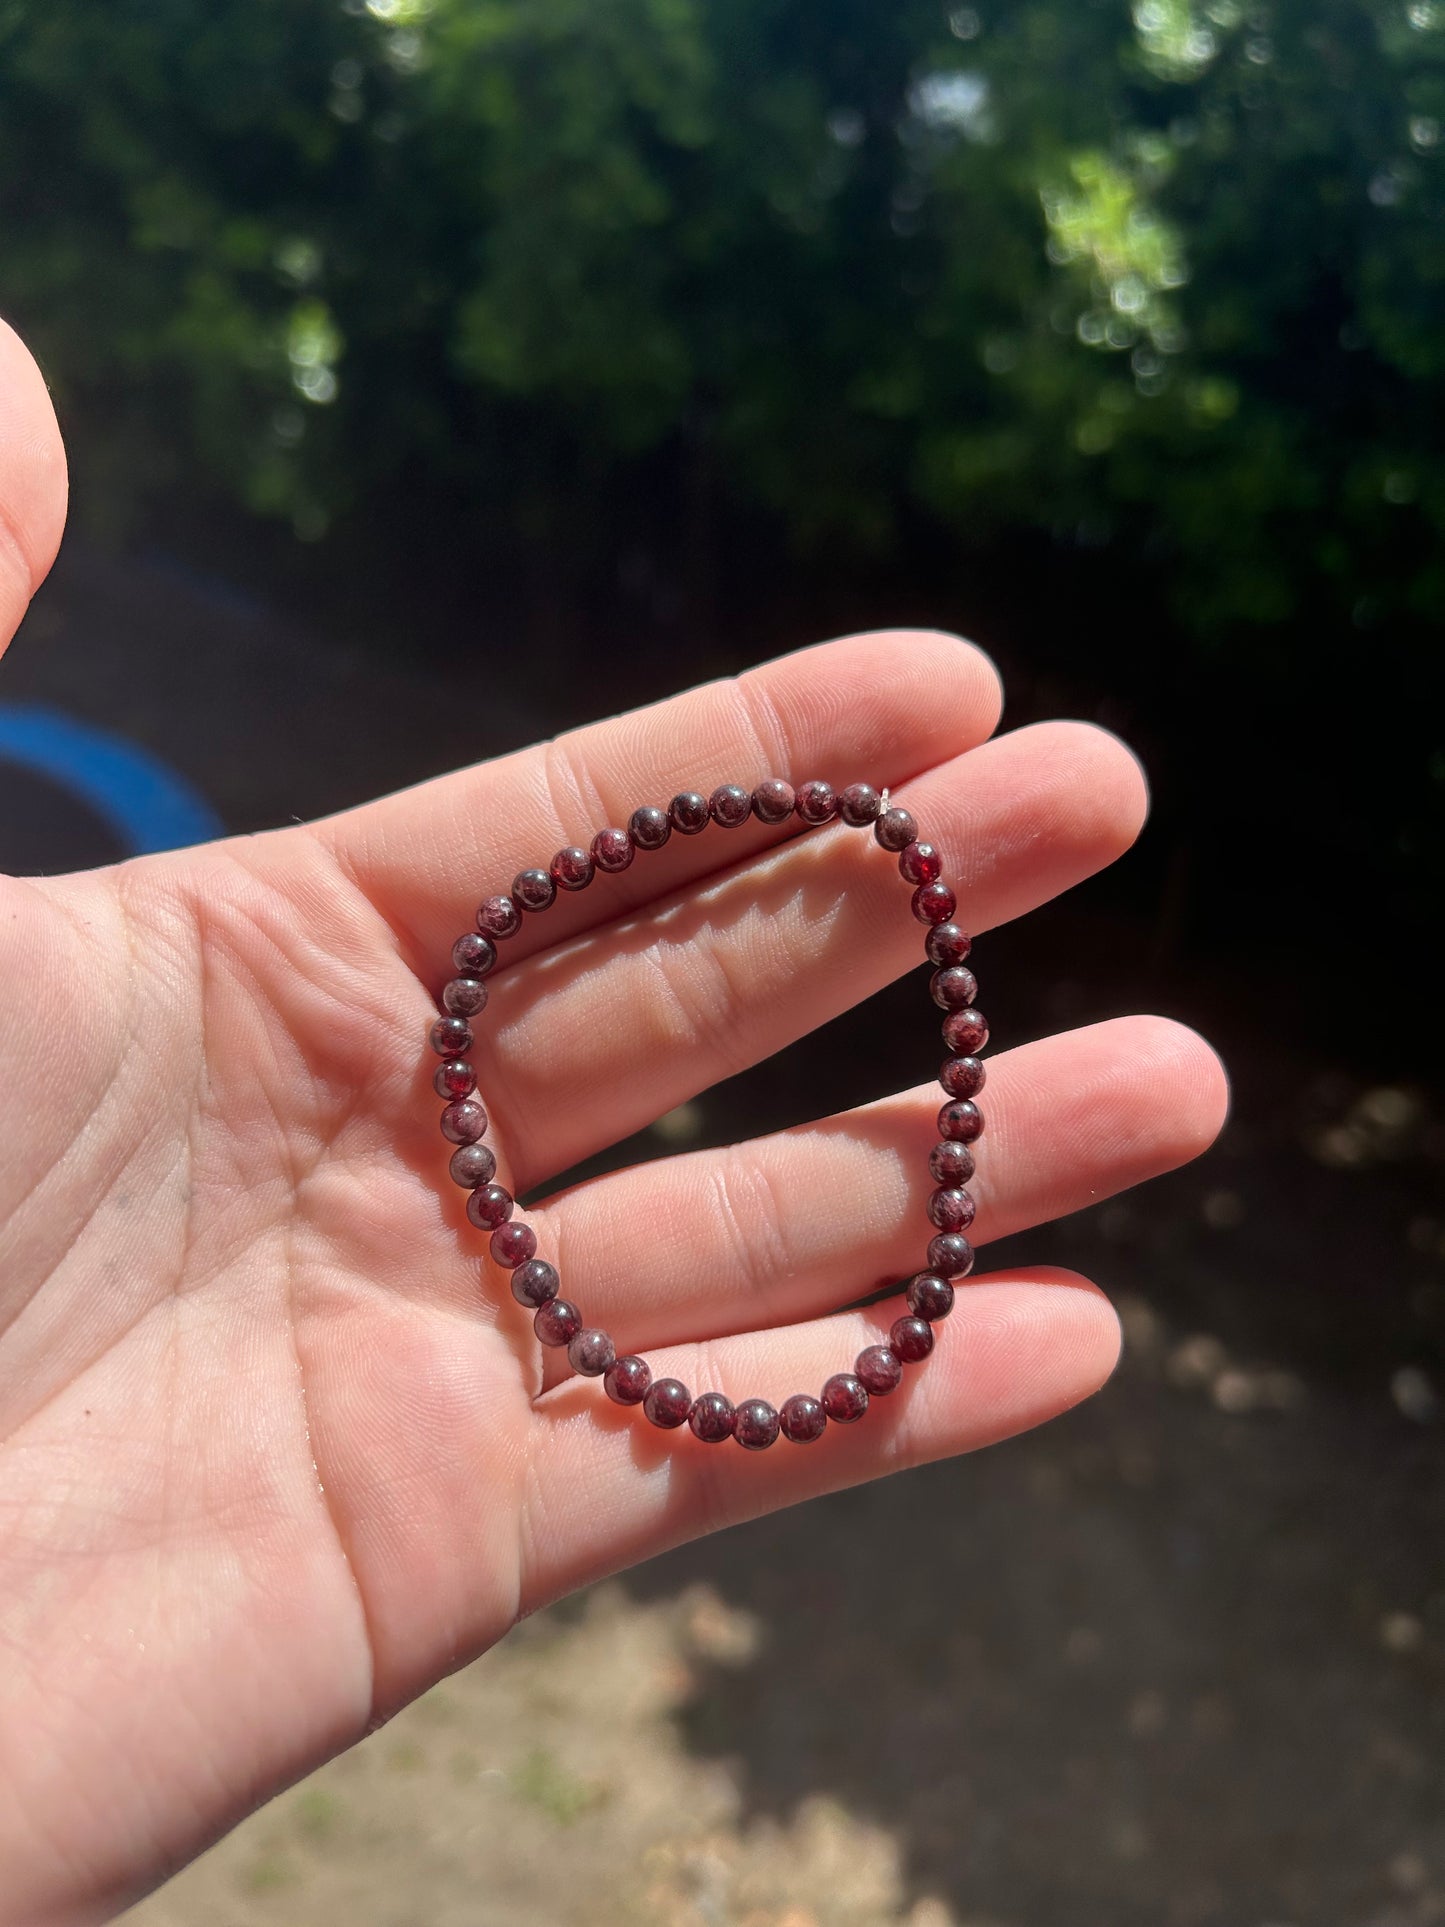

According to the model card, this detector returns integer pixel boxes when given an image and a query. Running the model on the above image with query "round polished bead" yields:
[913,882,957,926]
[709,782,752,827]
[751,778,795,824]
[535,1298,582,1348]
[513,868,556,913]
[490,1220,536,1269]
[591,826,635,873]
[550,846,594,891]
[779,1393,827,1442]
[926,922,972,967]
[604,1355,653,1406]
[449,1142,497,1189]
[839,782,882,826]
[643,1377,693,1428]
[734,1398,781,1450]
[943,1008,989,1055]
[452,932,498,978]
[890,1314,935,1362]
[875,807,917,852]
[466,1183,514,1230]
[856,1345,903,1396]
[511,1258,560,1307]
[899,840,942,885]
[794,779,838,825]
[938,1098,984,1141]
[931,966,979,1011]
[927,1232,976,1278]
[821,1372,870,1422]
[928,1186,976,1232]
[430,1015,472,1057]
[443,976,489,1017]
[907,1271,956,1321]
[688,1391,736,1443]
[440,1098,488,1145]
[434,1058,476,1100]
[941,1054,986,1098]
[629,805,672,851]
[929,1139,976,1185]
[568,1327,616,1377]
[477,895,523,941]
[670,790,711,835]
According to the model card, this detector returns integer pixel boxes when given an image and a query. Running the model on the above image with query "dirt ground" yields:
[6,548,1444,1926]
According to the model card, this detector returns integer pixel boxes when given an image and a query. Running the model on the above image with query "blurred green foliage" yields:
[3,0,1444,637]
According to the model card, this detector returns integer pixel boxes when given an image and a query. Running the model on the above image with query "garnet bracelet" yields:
[427,777,987,1449]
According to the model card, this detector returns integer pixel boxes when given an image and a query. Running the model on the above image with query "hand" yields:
[0,316,1227,1925]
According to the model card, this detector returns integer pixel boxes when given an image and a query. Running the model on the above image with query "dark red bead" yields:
[938,1099,984,1143]
[839,782,882,826]
[907,1272,956,1321]
[449,1142,497,1188]
[643,1377,693,1428]
[604,1355,653,1405]
[779,1393,827,1442]
[928,1186,976,1232]
[440,1098,488,1145]
[821,1372,870,1422]
[535,1298,582,1348]
[875,807,916,852]
[734,1398,781,1449]
[941,1055,986,1098]
[912,882,957,925]
[591,826,635,873]
[931,966,979,1011]
[943,1008,989,1055]
[568,1328,615,1377]
[926,922,972,967]
[929,1139,976,1185]
[452,932,498,978]
[899,841,942,885]
[669,791,711,835]
[629,805,672,851]
[513,868,556,913]
[688,1391,736,1442]
[709,782,752,827]
[443,976,489,1017]
[927,1232,976,1277]
[890,1314,935,1362]
[856,1345,903,1395]
[466,1183,513,1231]
[491,1221,536,1269]
[794,779,837,825]
[434,1058,476,1100]
[751,778,795,824]
[550,846,594,891]
[430,1015,472,1057]
[511,1258,560,1307]
[477,896,522,941]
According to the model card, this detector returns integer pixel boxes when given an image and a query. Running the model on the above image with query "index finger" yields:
[313,628,1003,968]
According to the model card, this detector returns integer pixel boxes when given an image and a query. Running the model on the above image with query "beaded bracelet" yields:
[427,778,987,1449]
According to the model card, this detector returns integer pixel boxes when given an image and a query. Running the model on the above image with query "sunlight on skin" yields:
[0,316,1227,1925]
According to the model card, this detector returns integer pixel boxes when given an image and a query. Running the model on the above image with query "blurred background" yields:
[3,1,1444,1921]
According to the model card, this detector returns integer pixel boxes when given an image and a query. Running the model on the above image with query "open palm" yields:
[0,320,1227,1925]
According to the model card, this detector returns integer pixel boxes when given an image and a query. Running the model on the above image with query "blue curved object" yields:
[0,702,223,856]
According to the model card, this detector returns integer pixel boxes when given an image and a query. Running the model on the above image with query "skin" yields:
[0,315,1229,1925]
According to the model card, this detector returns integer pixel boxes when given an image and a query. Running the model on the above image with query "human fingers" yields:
[519,1270,1121,1612]
[315,627,1001,966]
[0,315,67,662]
[528,1017,1225,1376]
[473,719,1148,1187]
